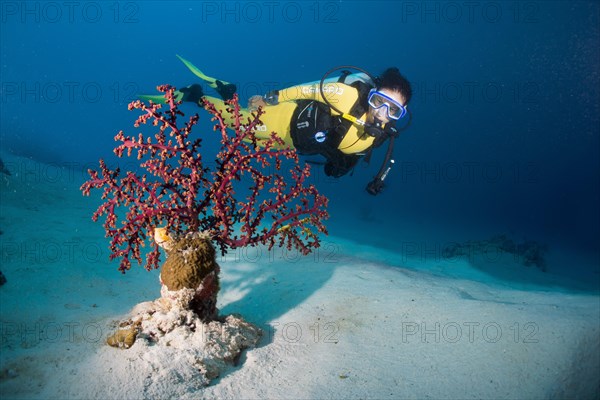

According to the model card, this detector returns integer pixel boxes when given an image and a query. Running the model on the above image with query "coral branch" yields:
[81,85,328,272]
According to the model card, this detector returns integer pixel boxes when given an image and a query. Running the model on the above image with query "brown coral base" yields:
[190,268,220,322]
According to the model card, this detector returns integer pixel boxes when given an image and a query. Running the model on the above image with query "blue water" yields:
[1,1,598,284]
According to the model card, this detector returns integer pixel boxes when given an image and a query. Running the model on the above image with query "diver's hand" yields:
[264,90,279,105]
[248,95,267,111]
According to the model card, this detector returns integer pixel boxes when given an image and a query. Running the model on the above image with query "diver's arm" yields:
[248,89,287,110]
[324,152,361,178]
[248,95,267,111]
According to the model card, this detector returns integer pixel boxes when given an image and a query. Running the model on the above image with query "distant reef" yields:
[445,234,548,272]
[0,157,11,175]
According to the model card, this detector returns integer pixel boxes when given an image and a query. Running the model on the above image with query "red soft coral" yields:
[81,85,328,273]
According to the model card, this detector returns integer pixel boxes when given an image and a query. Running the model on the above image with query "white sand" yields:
[1,153,599,399]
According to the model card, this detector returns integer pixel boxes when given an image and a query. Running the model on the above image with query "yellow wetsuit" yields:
[200,95,298,148]
[203,80,376,155]
[142,56,385,177]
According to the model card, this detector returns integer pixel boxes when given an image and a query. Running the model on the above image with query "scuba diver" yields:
[144,55,413,195]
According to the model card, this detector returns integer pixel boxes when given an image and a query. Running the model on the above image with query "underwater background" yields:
[2,0,598,282]
[0,1,599,398]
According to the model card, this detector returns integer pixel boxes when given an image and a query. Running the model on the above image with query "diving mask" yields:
[368,89,407,120]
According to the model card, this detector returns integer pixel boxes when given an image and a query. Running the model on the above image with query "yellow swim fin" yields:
[138,90,184,104]
[176,54,232,89]
[137,56,235,103]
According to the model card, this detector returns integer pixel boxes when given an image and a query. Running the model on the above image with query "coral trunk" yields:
[159,231,221,321]
[189,267,220,321]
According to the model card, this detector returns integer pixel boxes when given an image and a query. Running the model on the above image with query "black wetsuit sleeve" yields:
[324,153,360,177]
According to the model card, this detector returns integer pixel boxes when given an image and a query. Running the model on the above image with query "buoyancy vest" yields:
[289,77,374,156]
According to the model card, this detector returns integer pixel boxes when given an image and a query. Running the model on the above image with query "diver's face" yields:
[367,89,407,124]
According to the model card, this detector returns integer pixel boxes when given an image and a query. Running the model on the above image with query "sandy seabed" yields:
[0,152,599,399]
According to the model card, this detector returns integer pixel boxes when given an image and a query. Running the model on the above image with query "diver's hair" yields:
[377,67,412,104]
